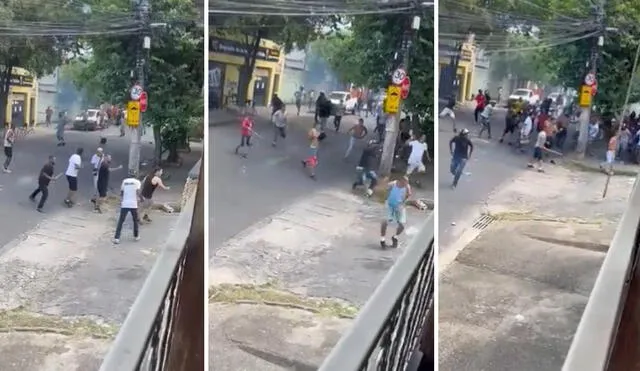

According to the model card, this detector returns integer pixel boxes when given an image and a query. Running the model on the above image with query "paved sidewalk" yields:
[439,161,635,370]
[210,188,431,369]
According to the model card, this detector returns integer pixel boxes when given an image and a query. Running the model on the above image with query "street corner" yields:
[439,219,605,371]
[209,300,352,370]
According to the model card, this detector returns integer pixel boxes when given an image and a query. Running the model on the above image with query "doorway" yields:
[11,99,25,127]
[252,76,268,106]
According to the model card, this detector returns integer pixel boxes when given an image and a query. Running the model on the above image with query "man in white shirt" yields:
[406,135,430,182]
[113,172,142,244]
[271,107,287,147]
[90,147,104,202]
[3,123,14,173]
[64,148,84,207]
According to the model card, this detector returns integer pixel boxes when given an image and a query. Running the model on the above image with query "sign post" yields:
[127,101,141,127]
[384,85,401,114]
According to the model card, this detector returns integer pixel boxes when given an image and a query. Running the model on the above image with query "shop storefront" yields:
[438,42,475,102]
[209,36,284,107]
[6,67,38,127]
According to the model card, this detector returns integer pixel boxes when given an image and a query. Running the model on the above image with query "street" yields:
[438,105,531,250]
[0,125,200,369]
[209,109,433,369]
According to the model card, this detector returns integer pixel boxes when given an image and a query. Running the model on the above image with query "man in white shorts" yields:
[439,95,457,132]
[406,134,430,185]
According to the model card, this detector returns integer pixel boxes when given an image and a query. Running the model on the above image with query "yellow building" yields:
[209,35,284,108]
[439,42,475,101]
[5,67,38,127]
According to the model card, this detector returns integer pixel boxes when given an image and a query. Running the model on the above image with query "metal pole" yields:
[129,0,150,177]
[576,1,605,158]
[603,41,640,198]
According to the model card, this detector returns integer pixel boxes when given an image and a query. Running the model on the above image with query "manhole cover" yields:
[471,214,496,231]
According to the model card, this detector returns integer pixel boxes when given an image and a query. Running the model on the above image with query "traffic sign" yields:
[140,91,148,112]
[579,85,592,107]
[584,73,596,86]
[127,100,141,126]
[130,84,143,100]
[384,85,401,114]
[591,82,598,96]
[400,76,411,99]
[391,68,407,85]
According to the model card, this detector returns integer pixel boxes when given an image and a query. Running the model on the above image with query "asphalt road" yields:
[0,125,157,249]
[438,105,531,250]
[210,112,383,251]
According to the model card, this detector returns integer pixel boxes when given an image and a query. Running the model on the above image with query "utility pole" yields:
[575,1,605,158]
[129,0,150,176]
[379,12,421,176]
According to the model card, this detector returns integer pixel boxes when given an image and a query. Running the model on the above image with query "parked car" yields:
[507,88,540,107]
[73,109,100,131]
[328,91,358,114]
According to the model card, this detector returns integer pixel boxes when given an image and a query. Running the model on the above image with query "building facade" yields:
[209,36,284,108]
[280,48,306,103]
[36,68,58,124]
[438,41,476,101]
[5,67,38,127]
[471,48,491,97]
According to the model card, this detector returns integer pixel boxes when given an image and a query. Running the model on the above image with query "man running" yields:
[302,126,320,179]
[474,89,486,124]
[353,139,380,197]
[3,123,14,173]
[271,105,287,147]
[439,95,457,132]
[478,101,495,139]
[64,148,83,207]
[94,155,123,213]
[380,176,412,249]
[406,134,430,186]
[113,171,142,244]
[235,113,254,157]
[29,155,60,212]
[344,118,368,158]
[140,167,170,223]
[294,88,303,116]
[449,128,473,189]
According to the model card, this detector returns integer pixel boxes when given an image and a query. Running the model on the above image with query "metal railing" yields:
[563,176,640,371]
[319,213,435,371]
[100,159,204,371]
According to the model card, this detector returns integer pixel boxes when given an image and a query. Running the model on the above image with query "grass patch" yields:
[0,307,118,339]
[564,160,638,177]
[488,211,603,225]
[209,283,360,319]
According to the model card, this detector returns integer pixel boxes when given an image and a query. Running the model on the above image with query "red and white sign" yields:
[591,82,598,97]
[140,91,148,112]
[584,73,596,86]
[400,76,411,99]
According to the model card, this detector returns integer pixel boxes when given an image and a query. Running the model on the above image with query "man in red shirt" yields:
[474,89,486,124]
[537,111,549,132]
[235,115,254,158]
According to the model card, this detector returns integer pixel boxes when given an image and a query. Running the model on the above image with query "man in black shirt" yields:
[352,140,381,196]
[95,155,123,213]
[314,93,332,132]
[29,156,58,212]
[449,129,473,189]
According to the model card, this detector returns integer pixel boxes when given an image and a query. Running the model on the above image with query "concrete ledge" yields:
[565,159,638,177]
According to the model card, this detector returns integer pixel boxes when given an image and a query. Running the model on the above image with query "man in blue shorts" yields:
[380,176,412,248]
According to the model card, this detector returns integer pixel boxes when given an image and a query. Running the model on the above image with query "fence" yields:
[318,213,435,371]
[99,158,204,371]
[563,176,640,371]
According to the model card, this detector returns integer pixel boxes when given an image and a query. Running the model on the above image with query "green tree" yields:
[69,0,203,164]
[210,14,327,104]
[0,1,86,124]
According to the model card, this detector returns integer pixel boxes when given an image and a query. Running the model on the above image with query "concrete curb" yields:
[566,159,638,177]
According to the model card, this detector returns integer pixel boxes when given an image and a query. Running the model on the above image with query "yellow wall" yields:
[210,37,284,106]
[4,67,38,127]
[439,61,472,101]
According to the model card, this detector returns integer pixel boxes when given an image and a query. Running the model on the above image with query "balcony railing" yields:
[563,176,640,371]
[318,213,435,371]
[99,159,204,371]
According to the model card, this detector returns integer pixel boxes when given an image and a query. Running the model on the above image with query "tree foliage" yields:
[210,13,328,103]
[69,0,203,163]
[312,11,434,137]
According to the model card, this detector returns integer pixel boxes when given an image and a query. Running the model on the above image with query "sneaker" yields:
[113,238,120,244]
[29,196,35,202]
[391,235,399,248]
[143,214,152,222]
[134,236,140,242]
[380,239,387,249]
[3,168,11,173]
[36,208,43,213]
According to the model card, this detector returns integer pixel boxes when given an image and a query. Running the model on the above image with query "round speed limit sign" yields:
[130,84,143,101]
[392,68,407,85]
[584,73,596,86]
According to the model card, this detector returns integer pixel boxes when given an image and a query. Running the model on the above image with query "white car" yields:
[328,91,359,114]
[508,89,540,106]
